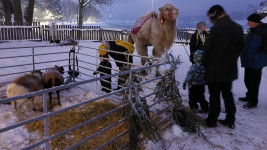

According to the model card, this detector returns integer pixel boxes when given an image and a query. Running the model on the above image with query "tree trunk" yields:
[12,0,23,25]
[24,0,35,25]
[1,0,12,23]
[78,0,84,40]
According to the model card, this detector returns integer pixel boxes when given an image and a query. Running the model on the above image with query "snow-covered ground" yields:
[0,41,267,150]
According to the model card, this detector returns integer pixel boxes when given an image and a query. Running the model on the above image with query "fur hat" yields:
[197,21,206,29]
[207,5,225,19]
[98,45,108,56]
[247,13,262,23]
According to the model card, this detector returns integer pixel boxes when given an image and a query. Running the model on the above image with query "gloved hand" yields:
[183,82,187,90]
[93,71,97,75]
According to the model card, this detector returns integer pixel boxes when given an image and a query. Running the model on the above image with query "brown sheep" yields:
[6,70,44,111]
[43,65,64,108]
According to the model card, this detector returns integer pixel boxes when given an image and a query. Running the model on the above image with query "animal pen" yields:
[0,42,183,149]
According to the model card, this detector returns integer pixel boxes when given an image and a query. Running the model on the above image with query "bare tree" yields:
[78,0,85,28]
[0,0,13,22]
[78,0,125,27]
[61,0,77,21]
[24,0,35,25]
[12,0,23,25]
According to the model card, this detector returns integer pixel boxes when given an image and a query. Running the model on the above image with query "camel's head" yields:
[159,4,179,24]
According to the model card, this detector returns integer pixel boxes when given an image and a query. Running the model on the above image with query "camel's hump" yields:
[131,12,157,36]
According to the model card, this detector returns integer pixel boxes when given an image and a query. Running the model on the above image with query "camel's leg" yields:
[136,40,148,65]
[152,46,164,58]
[135,41,149,75]
[56,90,61,106]
[31,97,36,111]
[12,101,17,112]
[152,47,163,77]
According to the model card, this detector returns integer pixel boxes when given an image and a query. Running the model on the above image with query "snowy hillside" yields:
[0,41,267,150]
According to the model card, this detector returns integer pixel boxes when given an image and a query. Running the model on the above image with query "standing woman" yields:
[186,21,209,112]
[189,21,208,63]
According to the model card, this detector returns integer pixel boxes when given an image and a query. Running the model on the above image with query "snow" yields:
[262,16,267,23]
[0,41,267,150]
[145,44,267,150]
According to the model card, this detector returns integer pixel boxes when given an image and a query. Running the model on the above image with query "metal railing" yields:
[0,44,175,149]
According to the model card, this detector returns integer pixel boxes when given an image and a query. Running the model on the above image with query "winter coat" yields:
[202,15,244,82]
[241,23,267,69]
[189,30,208,63]
[96,59,112,77]
[108,41,133,69]
[184,50,205,85]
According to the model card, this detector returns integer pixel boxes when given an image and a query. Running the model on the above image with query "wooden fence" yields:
[0,22,130,42]
[0,22,41,41]
[1,22,211,44]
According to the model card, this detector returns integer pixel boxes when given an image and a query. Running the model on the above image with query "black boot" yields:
[218,119,235,129]
[238,97,249,102]
[243,102,257,109]
[204,118,217,128]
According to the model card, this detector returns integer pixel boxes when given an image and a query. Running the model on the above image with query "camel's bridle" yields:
[163,6,175,22]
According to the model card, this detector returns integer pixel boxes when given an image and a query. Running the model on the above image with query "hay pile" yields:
[25,99,129,150]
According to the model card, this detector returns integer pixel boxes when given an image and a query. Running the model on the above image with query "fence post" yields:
[72,45,76,82]
[185,30,189,44]
[32,47,35,71]
[71,28,74,41]
[43,93,51,150]
[99,28,102,41]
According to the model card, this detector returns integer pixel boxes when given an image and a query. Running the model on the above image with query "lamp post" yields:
[152,0,154,10]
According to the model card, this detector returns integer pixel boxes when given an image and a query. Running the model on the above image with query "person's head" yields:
[98,45,108,60]
[197,21,206,31]
[99,54,108,62]
[207,5,226,24]
[194,50,204,64]
[101,40,110,49]
[247,13,262,28]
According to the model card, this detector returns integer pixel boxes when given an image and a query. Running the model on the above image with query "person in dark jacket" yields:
[189,21,208,63]
[100,40,135,90]
[93,52,112,93]
[239,13,267,109]
[203,5,244,129]
[183,50,209,112]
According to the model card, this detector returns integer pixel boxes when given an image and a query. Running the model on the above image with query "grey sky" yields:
[103,0,261,20]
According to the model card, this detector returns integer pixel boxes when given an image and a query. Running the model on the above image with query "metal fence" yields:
[0,44,176,149]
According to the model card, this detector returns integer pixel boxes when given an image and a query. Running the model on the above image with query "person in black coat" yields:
[100,40,134,90]
[187,21,209,112]
[94,53,112,93]
[189,21,209,63]
[203,5,244,129]
[239,13,267,109]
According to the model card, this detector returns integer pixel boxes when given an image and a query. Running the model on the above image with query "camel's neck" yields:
[158,21,176,49]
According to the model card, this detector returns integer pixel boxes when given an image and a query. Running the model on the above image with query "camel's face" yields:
[159,4,179,22]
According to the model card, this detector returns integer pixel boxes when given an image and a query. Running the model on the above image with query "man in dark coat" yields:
[203,5,244,129]
[239,13,267,109]
[100,40,134,90]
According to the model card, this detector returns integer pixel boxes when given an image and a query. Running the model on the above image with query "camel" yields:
[129,4,179,68]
